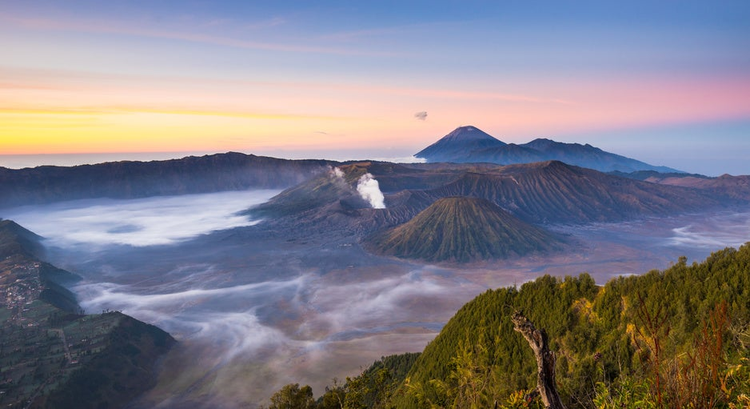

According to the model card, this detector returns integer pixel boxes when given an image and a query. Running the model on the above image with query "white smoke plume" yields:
[356,173,386,209]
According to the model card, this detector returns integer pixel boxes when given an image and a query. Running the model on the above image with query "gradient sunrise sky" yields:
[1,1,749,175]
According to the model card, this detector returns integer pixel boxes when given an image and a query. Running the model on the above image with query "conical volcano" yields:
[415,126,505,162]
[368,196,564,262]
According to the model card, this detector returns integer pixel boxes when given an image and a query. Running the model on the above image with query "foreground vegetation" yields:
[267,244,750,408]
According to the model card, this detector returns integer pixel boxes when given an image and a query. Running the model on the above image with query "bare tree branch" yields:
[511,311,565,409]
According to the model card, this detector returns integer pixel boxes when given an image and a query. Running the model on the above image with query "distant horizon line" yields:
[0,149,427,170]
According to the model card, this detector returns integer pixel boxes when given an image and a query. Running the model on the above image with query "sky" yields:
[1,0,749,175]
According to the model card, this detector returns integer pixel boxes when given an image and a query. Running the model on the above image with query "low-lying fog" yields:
[1,191,749,408]
[1,190,280,247]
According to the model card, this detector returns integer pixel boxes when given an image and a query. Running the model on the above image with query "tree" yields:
[269,383,316,409]
[512,311,565,409]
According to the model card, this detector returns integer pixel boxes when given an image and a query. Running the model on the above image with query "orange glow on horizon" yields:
[2,71,749,155]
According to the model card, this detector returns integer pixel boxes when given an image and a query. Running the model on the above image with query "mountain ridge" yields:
[415,126,681,173]
[0,152,334,208]
[248,160,729,265]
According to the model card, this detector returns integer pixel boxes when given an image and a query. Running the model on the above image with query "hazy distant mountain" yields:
[415,126,506,162]
[0,220,175,408]
[367,197,565,262]
[612,170,750,201]
[415,126,681,173]
[0,152,333,208]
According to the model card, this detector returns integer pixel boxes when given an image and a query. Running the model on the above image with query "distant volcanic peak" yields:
[414,126,680,173]
[369,196,563,262]
[442,126,504,143]
[415,126,506,161]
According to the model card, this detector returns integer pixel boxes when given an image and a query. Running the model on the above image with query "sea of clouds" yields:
[0,190,281,247]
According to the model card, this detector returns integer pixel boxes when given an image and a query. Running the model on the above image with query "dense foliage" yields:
[268,244,750,408]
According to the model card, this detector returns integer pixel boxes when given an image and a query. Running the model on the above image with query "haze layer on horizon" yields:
[2,1,749,176]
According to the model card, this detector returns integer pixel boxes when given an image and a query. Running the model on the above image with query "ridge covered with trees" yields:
[267,244,750,408]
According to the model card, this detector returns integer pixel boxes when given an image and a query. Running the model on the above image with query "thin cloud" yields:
[1,66,574,107]
[0,106,342,121]
[241,16,287,30]
[414,111,428,121]
[319,20,470,42]
[1,15,397,57]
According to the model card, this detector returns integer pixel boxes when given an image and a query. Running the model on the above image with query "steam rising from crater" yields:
[356,173,386,209]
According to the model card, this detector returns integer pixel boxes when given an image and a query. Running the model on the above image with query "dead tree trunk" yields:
[511,311,565,409]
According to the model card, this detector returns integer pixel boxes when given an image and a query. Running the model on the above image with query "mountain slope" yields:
[415,126,506,162]
[368,197,565,262]
[249,166,368,218]
[0,219,44,259]
[415,126,681,173]
[467,143,544,164]
[521,138,679,173]
[428,161,718,224]
[0,220,176,409]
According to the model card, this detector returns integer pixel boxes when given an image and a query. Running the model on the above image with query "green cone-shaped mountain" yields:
[369,197,564,262]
